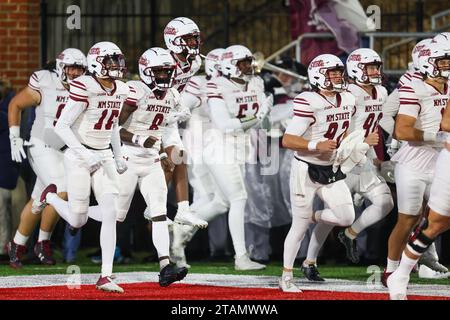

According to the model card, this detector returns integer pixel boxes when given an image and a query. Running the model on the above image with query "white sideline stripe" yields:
[0,272,449,298]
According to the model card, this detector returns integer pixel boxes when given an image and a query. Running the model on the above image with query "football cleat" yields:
[418,265,450,279]
[387,271,409,300]
[337,230,360,263]
[418,249,449,273]
[96,276,124,293]
[6,241,27,269]
[381,268,392,288]
[301,263,325,282]
[279,276,302,293]
[234,253,266,271]
[159,263,188,287]
[174,209,208,228]
[34,240,56,265]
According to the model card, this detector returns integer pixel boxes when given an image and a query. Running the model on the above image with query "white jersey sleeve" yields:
[285,94,316,135]
[28,71,46,92]
[398,85,420,119]
[125,81,145,107]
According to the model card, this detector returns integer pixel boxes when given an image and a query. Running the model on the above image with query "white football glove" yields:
[9,126,32,163]
[79,149,102,173]
[163,112,183,127]
[115,157,128,174]
[256,94,273,121]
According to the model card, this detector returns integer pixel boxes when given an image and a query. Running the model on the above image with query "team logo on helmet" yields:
[164,26,177,35]
[348,54,361,62]
[89,47,100,55]
[222,52,233,60]
[413,44,427,54]
[419,49,431,57]
[139,56,148,66]
[309,60,324,69]
[207,53,220,61]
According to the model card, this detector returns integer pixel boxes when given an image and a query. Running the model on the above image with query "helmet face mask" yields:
[144,65,176,90]
[346,48,383,86]
[429,56,450,79]
[87,42,126,81]
[56,48,87,85]
[138,47,177,91]
[323,66,346,91]
[98,53,127,80]
[221,45,255,82]
[164,17,201,58]
[360,62,382,85]
[418,43,450,81]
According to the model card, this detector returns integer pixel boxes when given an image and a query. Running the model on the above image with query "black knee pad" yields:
[407,229,434,255]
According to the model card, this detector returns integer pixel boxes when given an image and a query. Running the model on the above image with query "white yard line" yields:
[0,272,449,298]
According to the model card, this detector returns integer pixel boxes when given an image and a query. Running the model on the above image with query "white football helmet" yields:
[417,42,450,79]
[205,48,225,79]
[221,45,255,81]
[346,48,382,85]
[411,38,433,71]
[308,54,346,91]
[87,41,126,80]
[138,47,177,91]
[164,17,201,56]
[432,32,450,45]
[55,48,87,85]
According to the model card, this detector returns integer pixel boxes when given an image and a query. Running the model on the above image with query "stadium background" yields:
[1,0,450,267]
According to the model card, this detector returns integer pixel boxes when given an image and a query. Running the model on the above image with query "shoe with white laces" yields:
[234,253,266,271]
[418,265,450,279]
[387,271,409,300]
[96,276,124,293]
[279,276,302,293]
[418,249,449,273]
[174,209,208,228]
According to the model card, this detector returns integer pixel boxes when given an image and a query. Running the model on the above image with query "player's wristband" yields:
[307,140,318,151]
[423,131,437,142]
[132,134,147,147]
[159,152,168,160]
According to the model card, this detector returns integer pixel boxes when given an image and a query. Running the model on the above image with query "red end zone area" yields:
[0,282,448,300]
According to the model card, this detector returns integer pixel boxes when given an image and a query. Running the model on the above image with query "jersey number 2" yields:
[324,120,350,145]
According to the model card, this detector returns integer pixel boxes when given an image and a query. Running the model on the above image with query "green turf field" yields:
[1,248,449,286]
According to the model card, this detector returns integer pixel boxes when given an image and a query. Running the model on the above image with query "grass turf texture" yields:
[0,248,449,286]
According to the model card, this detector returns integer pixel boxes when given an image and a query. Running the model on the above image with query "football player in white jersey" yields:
[6,49,86,268]
[380,39,432,136]
[40,41,129,293]
[383,42,450,287]
[388,103,450,300]
[171,48,229,268]
[279,54,356,293]
[172,45,271,271]
[300,49,394,280]
[154,17,207,228]
[87,47,189,286]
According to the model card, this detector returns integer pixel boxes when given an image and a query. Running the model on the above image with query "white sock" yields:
[228,199,247,257]
[283,216,311,270]
[344,228,357,240]
[46,193,70,223]
[397,252,419,276]
[159,258,170,270]
[195,200,227,222]
[282,270,293,279]
[87,205,103,222]
[177,201,189,212]
[14,231,29,246]
[306,223,333,262]
[386,258,400,273]
[99,194,117,277]
[38,230,52,242]
[152,220,170,260]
